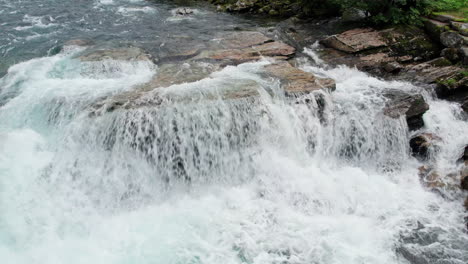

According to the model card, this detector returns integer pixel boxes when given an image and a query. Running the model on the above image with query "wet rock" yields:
[264,61,336,96]
[461,165,468,190]
[175,8,194,16]
[64,39,93,47]
[462,99,468,113]
[451,22,468,36]
[410,133,440,161]
[441,48,460,63]
[440,31,464,48]
[418,166,446,189]
[383,91,429,131]
[321,28,387,54]
[77,47,152,62]
[424,19,450,41]
[435,73,468,100]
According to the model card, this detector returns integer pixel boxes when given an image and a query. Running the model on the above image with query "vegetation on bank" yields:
[207,0,467,25]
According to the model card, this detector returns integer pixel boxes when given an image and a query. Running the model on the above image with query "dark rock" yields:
[430,14,458,23]
[264,61,336,95]
[462,168,468,190]
[435,75,468,100]
[424,19,450,42]
[440,31,464,48]
[460,47,468,65]
[441,48,460,62]
[462,99,468,113]
[383,92,430,131]
[418,166,446,189]
[410,133,440,161]
[321,28,387,53]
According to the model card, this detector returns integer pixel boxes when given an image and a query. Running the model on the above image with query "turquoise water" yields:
[0,1,467,264]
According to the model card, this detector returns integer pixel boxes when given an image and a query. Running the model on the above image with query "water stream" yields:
[1,1,467,264]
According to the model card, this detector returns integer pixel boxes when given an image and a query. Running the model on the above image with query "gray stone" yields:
[440,31,464,48]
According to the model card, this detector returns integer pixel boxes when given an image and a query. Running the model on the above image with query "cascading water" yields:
[1,1,467,264]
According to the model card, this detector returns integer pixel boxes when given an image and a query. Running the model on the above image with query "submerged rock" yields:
[64,39,94,47]
[321,28,387,53]
[77,47,152,62]
[383,91,429,131]
[175,8,194,16]
[264,61,335,95]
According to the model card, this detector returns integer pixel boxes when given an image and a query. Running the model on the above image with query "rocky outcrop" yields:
[321,28,387,53]
[418,166,446,189]
[383,91,430,131]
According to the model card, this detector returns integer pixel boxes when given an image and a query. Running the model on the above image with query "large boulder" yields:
[440,31,464,48]
[264,61,336,96]
[383,91,429,131]
[321,28,387,53]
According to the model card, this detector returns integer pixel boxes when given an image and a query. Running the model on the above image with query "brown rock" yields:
[321,28,387,53]
[264,61,335,96]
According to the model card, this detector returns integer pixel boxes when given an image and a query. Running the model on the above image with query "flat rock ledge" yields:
[80,31,335,114]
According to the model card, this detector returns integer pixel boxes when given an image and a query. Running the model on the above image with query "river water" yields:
[1,1,467,264]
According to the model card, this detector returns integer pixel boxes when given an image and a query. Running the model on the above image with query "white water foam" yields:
[0,45,467,264]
